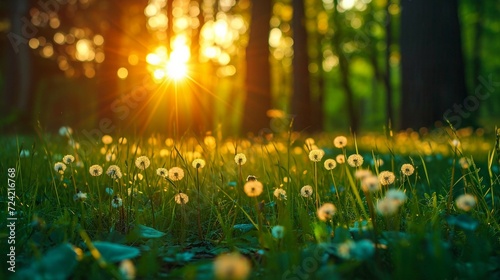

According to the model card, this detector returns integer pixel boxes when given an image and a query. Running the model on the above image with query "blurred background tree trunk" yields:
[400,0,470,130]
[2,0,33,132]
[291,0,315,132]
[243,0,272,135]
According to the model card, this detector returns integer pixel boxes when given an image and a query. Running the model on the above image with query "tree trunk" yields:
[243,0,272,135]
[332,0,358,133]
[291,0,314,132]
[401,0,469,129]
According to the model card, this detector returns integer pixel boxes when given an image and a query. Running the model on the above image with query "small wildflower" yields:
[106,165,122,179]
[213,253,251,280]
[135,156,151,170]
[73,191,87,202]
[234,153,247,165]
[175,193,189,204]
[118,137,127,144]
[62,155,75,164]
[324,159,337,170]
[300,185,313,198]
[273,188,287,201]
[333,136,348,148]
[159,149,170,157]
[89,165,103,176]
[455,194,476,212]
[102,135,113,145]
[374,158,384,167]
[376,197,400,216]
[378,171,395,186]
[385,189,407,205]
[317,203,337,221]
[401,164,415,176]
[271,225,285,239]
[244,180,263,197]
[105,153,116,162]
[347,154,364,167]
[168,167,185,181]
[336,154,346,164]
[156,168,168,178]
[192,158,206,169]
[308,149,325,162]
[361,175,380,193]
[54,162,67,174]
[112,195,123,208]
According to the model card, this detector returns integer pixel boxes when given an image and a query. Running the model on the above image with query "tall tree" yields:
[400,0,469,129]
[291,0,315,132]
[2,0,33,132]
[243,0,272,135]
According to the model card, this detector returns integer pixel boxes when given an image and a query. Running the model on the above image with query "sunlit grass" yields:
[1,127,500,279]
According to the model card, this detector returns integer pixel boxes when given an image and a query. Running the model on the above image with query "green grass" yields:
[1,127,500,280]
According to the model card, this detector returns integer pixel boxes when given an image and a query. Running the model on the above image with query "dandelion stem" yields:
[196,169,203,240]
[314,162,319,209]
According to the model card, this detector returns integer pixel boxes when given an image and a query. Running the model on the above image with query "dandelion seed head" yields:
[273,188,287,201]
[156,167,168,178]
[333,136,348,148]
[73,191,87,202]
[355,169,372,180]
[244,180,263,197]
[378,171,395,185]
[271,225,285,239]
[317,203,337,221]
[361,175,380,193]
[169,167,185,181]
[376,197,400,216]
[106,165,122,179]
[401,164,415,176]
[175,192,189,204]
[308,149,325,162]
[89,165,103,176]
[234,153,247,165]
[62,155,75,164]
[324,159,337,170]
[112,195,123,208]
[347,154,364,167]
[385,189,407,204]
[135,156,151,170]
[246,175,257,182]
[336,154,346,164]
[54,162,67,174]
[455,193,476,212]
[192,158,206,169]
[300,185,313,198]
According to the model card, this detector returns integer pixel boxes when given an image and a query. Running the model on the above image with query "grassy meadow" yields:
[1,126,500,279]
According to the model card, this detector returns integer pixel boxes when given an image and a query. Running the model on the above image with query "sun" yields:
[165,58,187,81]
